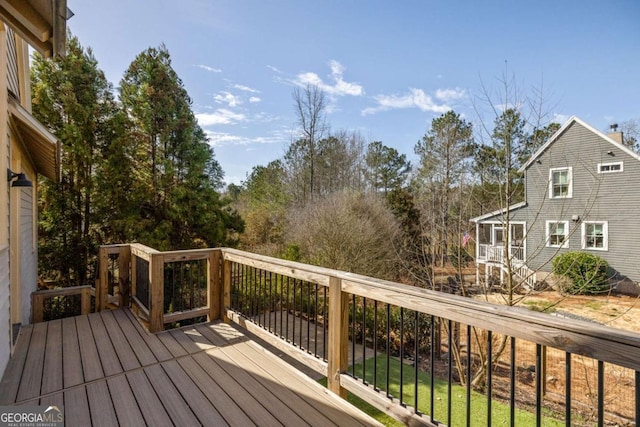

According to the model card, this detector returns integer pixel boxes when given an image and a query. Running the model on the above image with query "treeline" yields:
[35,37,243,287]
[232,84,565,287]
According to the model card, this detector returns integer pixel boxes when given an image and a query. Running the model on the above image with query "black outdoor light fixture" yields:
[7,169,32,187]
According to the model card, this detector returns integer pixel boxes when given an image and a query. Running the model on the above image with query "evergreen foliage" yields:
[552,251,611,295]
[33,38,242,286]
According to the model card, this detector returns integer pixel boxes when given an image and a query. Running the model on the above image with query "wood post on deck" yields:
[148,253,165,333]
[208,249,222,321]
[222,258,232,322]
[97,246,109,311]
[327,276,349,398]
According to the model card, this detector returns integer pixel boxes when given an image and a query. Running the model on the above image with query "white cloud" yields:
[552,113,570,125]
[195,64,222,73]
[205,130,284,147]
[362,88,451,116]
[233,84,260,93]
[249,96,261,103]
[214,91,242,107]
[267,65,282,73]
[196,109,246,126]
[293,60,364,97]
[435,88,466,102]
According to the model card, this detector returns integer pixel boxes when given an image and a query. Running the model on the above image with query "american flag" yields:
[462,231,471,247]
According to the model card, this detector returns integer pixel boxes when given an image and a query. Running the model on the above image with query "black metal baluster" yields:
[467,324,472,427]
[323,286,327,361]
[400,307,404,406]
[362,297,367,384]
[268,272,273,332]
[386,303,391,398]
[598,361,604,427]
[536,344,542,427]
[635,370,639,427]
[510,336,516,427]
[314,283,318,358]
[430,316,435,418]
[447,319,452,427]
[299,280,303,348]
[279,274,284,337]
[374,300,378,391]
[352,294,356,377]
[488,331,493,427]
[566,352,572,427]
[414,311,419,414]
[292,279,296,346]
[286,276,291,342]
[306,282,311,353]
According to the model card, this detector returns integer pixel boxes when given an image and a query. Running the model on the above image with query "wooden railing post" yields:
[208,249,222,321]
[222,257,232,322]
[31,293,43,323]
[97,246,109,312]
[148,253,165,332]
[81,286,91,315]
[327,276,348,398]
[119,245,131,307]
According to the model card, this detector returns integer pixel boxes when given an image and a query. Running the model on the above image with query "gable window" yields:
[597,162,623,174]
[549,167,572,199]
[582,221,608,251]
[546,221,569,248]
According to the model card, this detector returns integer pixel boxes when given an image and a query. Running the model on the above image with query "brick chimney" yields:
[607,123,624,144]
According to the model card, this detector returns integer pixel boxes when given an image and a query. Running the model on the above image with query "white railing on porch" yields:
[478,244,536,289]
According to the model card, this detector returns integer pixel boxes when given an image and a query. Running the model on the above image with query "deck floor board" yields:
[62,317,84,388]
[0,309,381,427]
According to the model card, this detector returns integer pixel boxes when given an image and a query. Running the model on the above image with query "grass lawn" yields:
[321,356,566,427]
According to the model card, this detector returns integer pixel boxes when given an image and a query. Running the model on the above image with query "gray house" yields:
[471,116,640,293]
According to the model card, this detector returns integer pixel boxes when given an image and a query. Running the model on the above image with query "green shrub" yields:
[551,251,610,295]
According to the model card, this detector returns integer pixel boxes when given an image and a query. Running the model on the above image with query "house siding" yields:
[0,245,9,376]
[19,186,35,325]
[522,121,640,282]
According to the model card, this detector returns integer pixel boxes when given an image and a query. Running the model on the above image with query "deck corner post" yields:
[149,253,165,332]
[222,254,232,323]
[31,292,43,323]
[119,245,132,308]
[80,286,91,315]
[327,275,348,399]
[97,246,109,311]
[208,249,223,321]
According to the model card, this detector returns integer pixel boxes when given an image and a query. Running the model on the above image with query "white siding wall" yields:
[19,187,34,325]
[0,245,10,377]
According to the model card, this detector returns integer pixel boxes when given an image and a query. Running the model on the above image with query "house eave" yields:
[470,201,527,223]
[8,96,59,181]
[0,0,69,57]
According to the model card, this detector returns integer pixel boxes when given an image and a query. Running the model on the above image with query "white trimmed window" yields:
[546,221,569,248]
[597,162,623,174]
[549,167,572,199]
[582,221,608,251]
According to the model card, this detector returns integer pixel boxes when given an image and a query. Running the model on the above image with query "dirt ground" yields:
[476,290,640,333]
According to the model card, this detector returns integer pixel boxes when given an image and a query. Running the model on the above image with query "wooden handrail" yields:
[31,285,92,323]
[92,244,640,425]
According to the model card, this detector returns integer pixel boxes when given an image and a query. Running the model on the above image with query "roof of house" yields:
[470,201,527,223]
[0,0,69,57]
[518,116,640,173]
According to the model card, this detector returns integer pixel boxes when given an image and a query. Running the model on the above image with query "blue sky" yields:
[67,1,640,185]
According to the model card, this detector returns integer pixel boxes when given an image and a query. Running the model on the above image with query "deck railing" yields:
[94,244,640,426]
[31,285,92,323]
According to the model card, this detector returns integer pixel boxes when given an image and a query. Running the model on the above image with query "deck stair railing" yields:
[91,244,640,426]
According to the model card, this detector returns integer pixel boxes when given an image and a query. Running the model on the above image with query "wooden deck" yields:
[0,309,381,427]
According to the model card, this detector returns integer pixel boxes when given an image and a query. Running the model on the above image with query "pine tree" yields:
[119,45,242,250]
[32,35,122,286]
